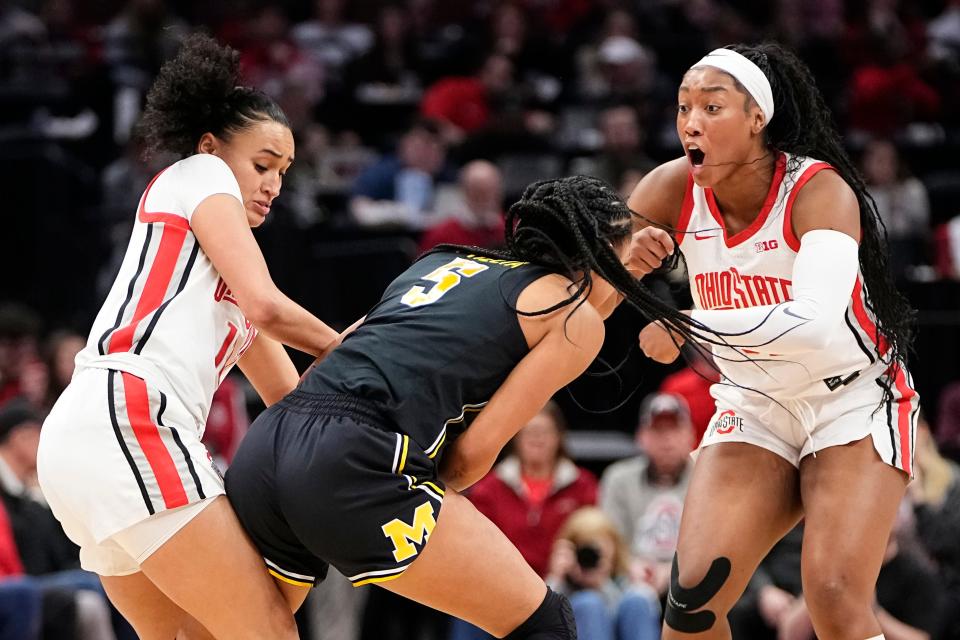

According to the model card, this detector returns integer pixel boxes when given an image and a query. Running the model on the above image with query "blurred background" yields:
[1,0,960,638]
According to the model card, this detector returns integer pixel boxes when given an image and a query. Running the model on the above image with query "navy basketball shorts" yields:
[226,391,446,588]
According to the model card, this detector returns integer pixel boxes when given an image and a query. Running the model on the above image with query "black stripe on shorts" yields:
[107,370,155,515]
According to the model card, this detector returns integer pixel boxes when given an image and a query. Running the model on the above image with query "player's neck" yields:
[710,151,776,227]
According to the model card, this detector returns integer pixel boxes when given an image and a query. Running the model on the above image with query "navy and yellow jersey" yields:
[301,250,553,459]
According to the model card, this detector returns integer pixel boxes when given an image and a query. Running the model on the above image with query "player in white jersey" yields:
[626,44,918,640]
[36,35,339,640]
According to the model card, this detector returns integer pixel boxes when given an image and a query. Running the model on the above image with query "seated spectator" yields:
[568,105,654,191]
[0,400,118,640]
[600,392,695,601]
[862,138,931,279]
[202,374,251,469]
[418,160,505,253]
[727,524,804,639]
[934,381,960,459]
[936,213,960,279]
[449,401,596,640]
[291,0,373,91]
[420,52,514,145]
[911,414,960,637]
[349,118,451,229]
[0,303,44,407]
[348,4,423,96]
[545,507,660,640]
[658,344,719,443]
[775,500,946,640]
[42,330,84,412]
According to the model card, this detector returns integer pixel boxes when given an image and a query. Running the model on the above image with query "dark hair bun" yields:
[137,33,242,158]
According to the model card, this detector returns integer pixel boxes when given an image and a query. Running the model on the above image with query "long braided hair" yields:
[430,175,706,339]
[728,42,915,369]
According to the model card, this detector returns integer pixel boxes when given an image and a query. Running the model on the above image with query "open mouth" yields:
[688,148,706,166]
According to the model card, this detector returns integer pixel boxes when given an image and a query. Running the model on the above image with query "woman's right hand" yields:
[628,226,674,278]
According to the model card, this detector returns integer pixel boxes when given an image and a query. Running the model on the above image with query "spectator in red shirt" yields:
[420,53,513,144]
[417,160,505,254]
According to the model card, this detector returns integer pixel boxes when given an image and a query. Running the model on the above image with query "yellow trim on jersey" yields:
[398,435,409,474]
[352,572,405,588]
[465,254,527,268]
[426,430,446,459]
[419,481,445,497]
[268,569,313,587]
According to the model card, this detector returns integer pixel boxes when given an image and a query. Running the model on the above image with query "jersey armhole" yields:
[783,162,835,252]
[137,168,191,231]
[675,173,695,246]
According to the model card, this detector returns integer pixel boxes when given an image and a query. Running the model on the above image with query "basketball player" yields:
[225,175,696,639]
[628,44,918,640]
[36,35,339,639]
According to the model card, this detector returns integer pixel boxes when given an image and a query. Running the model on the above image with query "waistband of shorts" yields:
[279,390,391,427]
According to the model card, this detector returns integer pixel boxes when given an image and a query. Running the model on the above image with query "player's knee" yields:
[504,588,577,639]
[664,552,733,635]
[803,572,870,630]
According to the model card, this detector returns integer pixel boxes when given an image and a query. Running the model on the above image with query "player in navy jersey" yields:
[627,43,917,640]
[37,35,339,639]
[225,175,703,639]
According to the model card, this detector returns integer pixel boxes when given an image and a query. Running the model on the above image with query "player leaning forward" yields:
[36,35,339,639]
[629,43,918,640]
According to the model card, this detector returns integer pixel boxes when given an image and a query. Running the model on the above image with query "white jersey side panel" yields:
[76,154,257,429]
[676,152,885,398]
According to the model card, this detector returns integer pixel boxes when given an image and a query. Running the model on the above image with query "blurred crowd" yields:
[2,0,960,638]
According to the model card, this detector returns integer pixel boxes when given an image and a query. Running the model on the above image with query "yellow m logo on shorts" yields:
[382,502,437,562]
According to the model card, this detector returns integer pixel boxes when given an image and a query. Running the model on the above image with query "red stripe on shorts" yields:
[891,364,916,476]
[121,372,188,509]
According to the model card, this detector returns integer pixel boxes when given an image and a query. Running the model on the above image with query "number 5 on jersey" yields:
[401,258,488,308]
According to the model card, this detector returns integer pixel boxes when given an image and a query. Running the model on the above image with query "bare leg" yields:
[100,572,200,640]
[663,443,803,640]
[799,436,908,640]
[137,495,299,639]
[378,490,547,638]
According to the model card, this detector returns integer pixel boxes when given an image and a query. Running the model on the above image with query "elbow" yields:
[241,290,283,329]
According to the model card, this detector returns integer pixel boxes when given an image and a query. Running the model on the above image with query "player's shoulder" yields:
[170,152,236,181]
[627,157,690,227]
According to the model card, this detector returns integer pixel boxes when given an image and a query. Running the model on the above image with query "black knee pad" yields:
[504,588,577,640]
[665,552,731,634]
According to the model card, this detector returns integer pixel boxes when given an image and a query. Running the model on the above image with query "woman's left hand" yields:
[639,321,684,363]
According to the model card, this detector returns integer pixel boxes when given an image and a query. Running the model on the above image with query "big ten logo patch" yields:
[754,239,779,253]
[382,502,437,562]
[712,410,744,435]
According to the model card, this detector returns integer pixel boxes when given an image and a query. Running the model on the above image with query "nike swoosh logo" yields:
[693,231,718,240]
[783,305,812,321]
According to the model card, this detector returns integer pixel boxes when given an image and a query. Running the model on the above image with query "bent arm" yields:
[690,230,858,354]
[687,171,862,355]
[192,194,339,357]
[440,307,604,491]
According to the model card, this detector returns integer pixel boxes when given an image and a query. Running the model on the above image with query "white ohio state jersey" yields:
[76,153,257,430]
[676,152,885,397]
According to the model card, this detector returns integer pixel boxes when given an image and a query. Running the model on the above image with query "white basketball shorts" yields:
[37,367,225,575]
[698,363,919,476]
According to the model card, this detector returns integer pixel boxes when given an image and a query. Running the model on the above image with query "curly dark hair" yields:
[726,42,915,372]
[136,33,290,158]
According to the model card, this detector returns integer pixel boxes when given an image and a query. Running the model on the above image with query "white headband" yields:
[691,48,774,126]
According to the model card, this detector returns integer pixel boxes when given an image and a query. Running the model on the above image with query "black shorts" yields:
[225,391,446,588]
